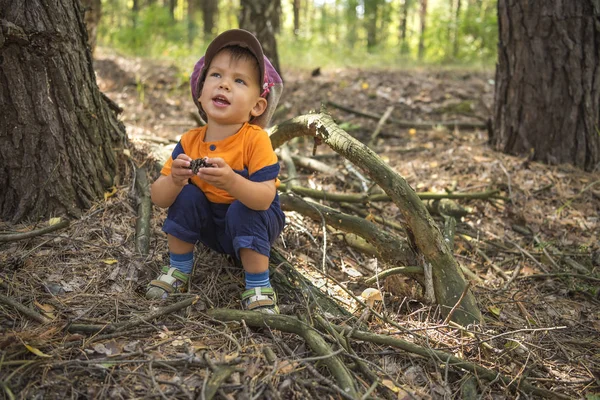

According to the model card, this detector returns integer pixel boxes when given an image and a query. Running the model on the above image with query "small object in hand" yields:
[189,157,214,174]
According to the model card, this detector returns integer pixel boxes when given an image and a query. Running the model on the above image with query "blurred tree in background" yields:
[96,0,498,68]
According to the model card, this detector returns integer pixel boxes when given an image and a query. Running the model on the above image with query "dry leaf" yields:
[488,306,501,318]
[24,344,52,358]
[102,259,118,265]
[48,217,61,226]
[104,186,117,201]
[276,360,298,374]
[34,301,56,320]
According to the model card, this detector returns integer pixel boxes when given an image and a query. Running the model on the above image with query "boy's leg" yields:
[226,198,285,313]
[240,248,270,287]
[146,235,195,299]
[147,184,223,300]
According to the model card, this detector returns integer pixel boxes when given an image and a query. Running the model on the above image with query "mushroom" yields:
[360,288,383,308]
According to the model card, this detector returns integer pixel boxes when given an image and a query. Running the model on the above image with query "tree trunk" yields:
[81,0,101,56]
[200,0,218,38]
[187,0,197,47]
[346,0,359,48]
[399,0,412,54]
[364,0,379,51]
[418,0,428,60]
[452,0,461,59]
[293,0,301,35]
[0,0,127,222]
[168,0,176,20]
[493,0,600,172]
[239,0,282,75]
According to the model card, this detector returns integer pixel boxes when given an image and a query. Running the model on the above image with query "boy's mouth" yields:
[212,95,230,106]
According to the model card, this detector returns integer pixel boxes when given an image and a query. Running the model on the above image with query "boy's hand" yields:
[196,157,237,190]
[170,154,194,186]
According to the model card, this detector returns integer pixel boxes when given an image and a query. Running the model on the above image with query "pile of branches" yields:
[0,111,595,399]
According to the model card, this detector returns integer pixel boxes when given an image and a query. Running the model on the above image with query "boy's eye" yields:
[235,78,246,85]
[210,72,221,78]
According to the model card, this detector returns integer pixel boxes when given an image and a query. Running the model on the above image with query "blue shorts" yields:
[162,184,285,259]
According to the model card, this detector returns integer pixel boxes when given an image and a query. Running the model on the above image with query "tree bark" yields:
[239,0,282,75]
[0,0,127,222]
[269,113,483,325]
[493,0,600,172]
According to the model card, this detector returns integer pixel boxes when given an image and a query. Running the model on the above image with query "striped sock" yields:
[170,252,193,274]
[244,270,271,289]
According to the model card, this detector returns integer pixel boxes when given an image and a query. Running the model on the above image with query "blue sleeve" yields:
[249,163,280,182]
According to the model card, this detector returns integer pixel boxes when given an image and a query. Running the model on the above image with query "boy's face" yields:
[199,50,267,127]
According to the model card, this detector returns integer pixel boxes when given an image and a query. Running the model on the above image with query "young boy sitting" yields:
[146,29,285,314]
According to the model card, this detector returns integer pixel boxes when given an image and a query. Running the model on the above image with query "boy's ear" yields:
[250,97,268,118]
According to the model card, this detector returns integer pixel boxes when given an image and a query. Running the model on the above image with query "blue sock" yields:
[170,252,193,274]
[245,270,271,289]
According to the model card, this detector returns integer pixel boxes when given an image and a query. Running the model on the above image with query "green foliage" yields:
[97,0,498,70]
[99,3,191,58]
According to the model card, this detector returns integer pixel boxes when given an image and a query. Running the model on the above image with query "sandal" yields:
[146,267,190,300]
[241,287,279,314]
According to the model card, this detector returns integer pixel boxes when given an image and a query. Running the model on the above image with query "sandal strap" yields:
[148,279,176,293]
[159,266,189,283]
[241,287,277,310]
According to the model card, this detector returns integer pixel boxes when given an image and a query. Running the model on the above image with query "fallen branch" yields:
[332,322,569,400]
[135,166,152,256]
[364,266,424,285]
[279,183,496,207]
[0,220,70,243]
[208,309,567,400]
[326,100,488,130]
[270,248,351,317]
[67,295,200,333]
[203,364,238,400]
[207,309,358,398]
[0,294,50,324]
[368,105,394,148]
[270,112,482,325]
[279,143,300,189]
[280,194,416,266]
[291,154,340,177]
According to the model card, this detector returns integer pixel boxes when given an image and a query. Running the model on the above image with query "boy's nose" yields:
[219,81,230,91]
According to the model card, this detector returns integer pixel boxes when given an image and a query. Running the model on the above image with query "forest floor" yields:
[1,48,599,399]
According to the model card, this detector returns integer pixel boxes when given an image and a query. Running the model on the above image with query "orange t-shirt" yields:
[161,122,280,204]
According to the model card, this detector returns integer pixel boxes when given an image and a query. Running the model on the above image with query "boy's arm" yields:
[151,154,194,208]
[225,175,276,211]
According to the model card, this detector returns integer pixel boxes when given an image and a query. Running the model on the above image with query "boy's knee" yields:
[172,184,208,211]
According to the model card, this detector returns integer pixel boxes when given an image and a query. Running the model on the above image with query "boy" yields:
[147,29,285,314]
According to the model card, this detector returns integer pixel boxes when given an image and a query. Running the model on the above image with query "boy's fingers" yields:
[205,157,225,168]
